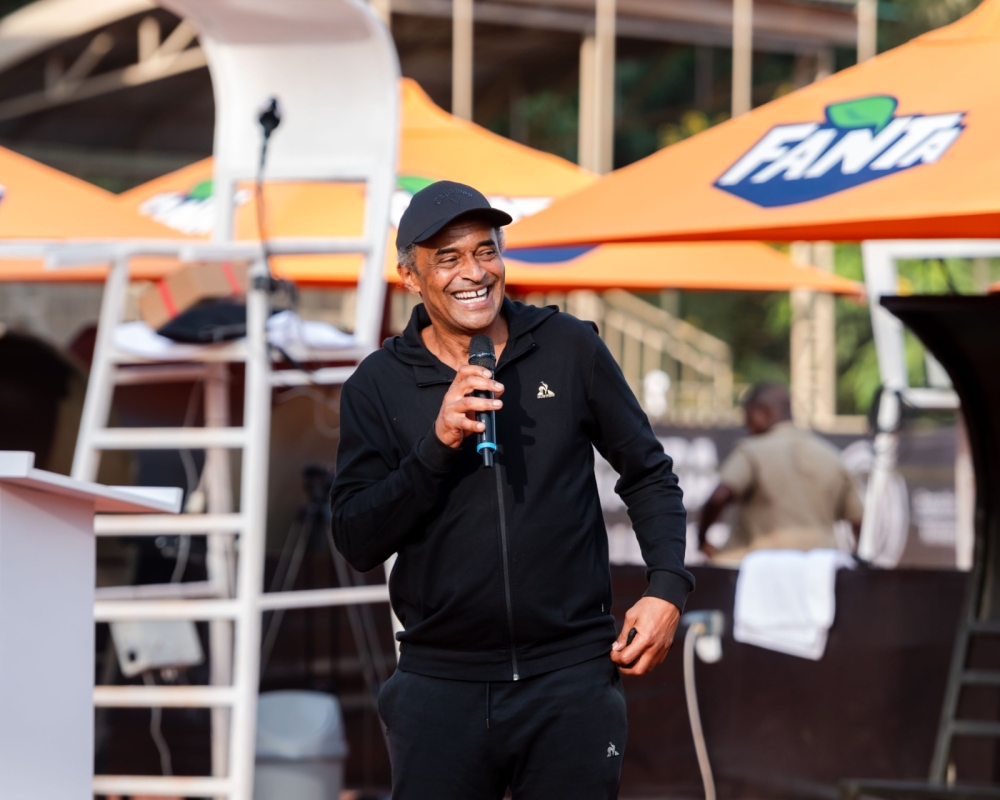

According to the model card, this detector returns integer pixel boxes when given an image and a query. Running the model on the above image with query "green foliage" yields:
[614,47,701,167]
[678,288,791,388]
[658,110,729,149]
[833,246,878,414]
[835,247,1000,414]
[675,248,1000,418]
[488,46,802,170]
[651,52,797,152]
[486,90,580,164]
[879,0,984,50]
[516,91,581,164]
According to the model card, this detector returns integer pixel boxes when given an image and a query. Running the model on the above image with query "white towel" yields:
[113,311,356,360]
[266,310,356,351]
[733,549,855,660]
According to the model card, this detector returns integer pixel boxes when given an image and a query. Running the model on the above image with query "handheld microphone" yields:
[468,335,497,468]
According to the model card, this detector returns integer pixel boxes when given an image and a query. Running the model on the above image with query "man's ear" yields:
[397,264,422,295]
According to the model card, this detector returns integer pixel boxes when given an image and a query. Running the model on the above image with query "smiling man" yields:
[330,181,692,800]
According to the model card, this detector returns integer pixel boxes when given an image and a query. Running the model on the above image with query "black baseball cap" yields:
[395,180,513,250]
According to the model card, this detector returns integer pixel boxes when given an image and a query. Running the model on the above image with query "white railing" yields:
[526,290,739,425]
[390,287,740,423]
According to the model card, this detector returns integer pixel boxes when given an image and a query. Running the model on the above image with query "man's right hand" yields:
[434,365,504,449]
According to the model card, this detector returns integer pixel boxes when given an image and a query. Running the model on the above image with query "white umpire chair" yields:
[0,1,399,797]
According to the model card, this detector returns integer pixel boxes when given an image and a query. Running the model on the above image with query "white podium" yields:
[0,451,181,800]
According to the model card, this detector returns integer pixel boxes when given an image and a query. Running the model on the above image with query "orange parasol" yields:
[0,147,176,240]
[502,242,859,293]
[117,80,592,242]
[0,146,180,280]
[508,0,1000,247]
[219,237,858,294]
[110,80,859,295]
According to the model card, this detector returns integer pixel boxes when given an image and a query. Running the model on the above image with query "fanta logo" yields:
[715,96,964,207]
[390,174,551,228]
[139,179,249,235]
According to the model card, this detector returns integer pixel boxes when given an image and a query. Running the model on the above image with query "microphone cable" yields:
[256,98,279,283]
[254,96,297,308]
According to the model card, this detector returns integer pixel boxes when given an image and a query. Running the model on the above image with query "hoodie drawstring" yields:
[486,681,491,730]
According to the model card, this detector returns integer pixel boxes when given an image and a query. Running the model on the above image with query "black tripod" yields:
[260,465,389,708]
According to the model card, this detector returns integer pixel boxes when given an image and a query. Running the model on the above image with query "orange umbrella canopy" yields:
[509,0,1000,248]
[228,236,859,295]
[113,79,858,294]
[0,146,181,281]
[0,146,176,240]
[119,79,593,239]
[504,243,860,294]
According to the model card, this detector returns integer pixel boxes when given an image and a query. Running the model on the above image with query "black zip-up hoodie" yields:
[330,298,692,681]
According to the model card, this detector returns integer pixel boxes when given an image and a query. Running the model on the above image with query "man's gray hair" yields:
[397,227,506,271]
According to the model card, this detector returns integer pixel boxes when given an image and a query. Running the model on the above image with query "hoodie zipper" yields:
[489,344,537,683]
[494,464,519,681]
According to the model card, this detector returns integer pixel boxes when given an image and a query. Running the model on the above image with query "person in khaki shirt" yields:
[698,383,863,563]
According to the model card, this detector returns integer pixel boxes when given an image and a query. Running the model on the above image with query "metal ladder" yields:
[75,245,391,799]
[0,0,399,792]
[929,541,997,785]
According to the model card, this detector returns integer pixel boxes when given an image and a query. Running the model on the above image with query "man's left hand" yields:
[610,597,681,675]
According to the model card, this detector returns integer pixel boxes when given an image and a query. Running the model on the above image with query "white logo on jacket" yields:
[607,742,620,758]
[537,381,555,399]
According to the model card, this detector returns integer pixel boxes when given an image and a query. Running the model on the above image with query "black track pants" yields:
[378,656,628,800]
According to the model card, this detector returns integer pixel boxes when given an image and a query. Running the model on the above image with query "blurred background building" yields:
[0,0,984,427]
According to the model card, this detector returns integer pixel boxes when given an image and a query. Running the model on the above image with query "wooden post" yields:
[731,0,752,116]
[594,0,615,173]
[790,242,838,430]
[857,0,877,62]
[578,0,616,173]
[816,47,834,81]
[452,0,474,120]
[811,242,837,429]
[790,243,814,426]
[578,33,595,169]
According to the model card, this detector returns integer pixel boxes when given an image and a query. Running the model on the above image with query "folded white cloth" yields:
[733,548,855,660]
[113,310,356,360]
[266,310,356,351]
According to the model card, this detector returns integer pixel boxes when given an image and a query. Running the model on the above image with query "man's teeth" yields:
[454,287,489,301]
